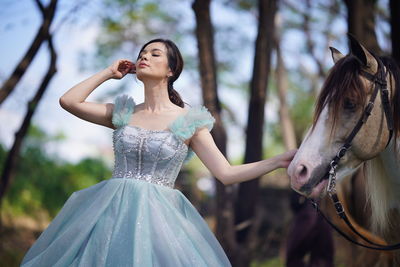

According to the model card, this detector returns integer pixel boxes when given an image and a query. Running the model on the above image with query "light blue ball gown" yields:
[20,94,231,267]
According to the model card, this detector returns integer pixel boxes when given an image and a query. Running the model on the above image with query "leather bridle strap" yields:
[324,56,394,174]
[311,55,400,250]
[360,60,394,147]
[311,198,400,250]
[324,65,383,172]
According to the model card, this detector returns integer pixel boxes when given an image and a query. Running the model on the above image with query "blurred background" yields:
[0,0,398,266]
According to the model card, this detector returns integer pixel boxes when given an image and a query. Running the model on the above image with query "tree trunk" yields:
[303,0,325,80]
[192,0,237,259]
[390,0,400,64]
[301,0,340,96]
[0,0,58,105]
[275,31,297,151]
[0,37,57,208]
[344,0,381,53]
[234,0,277,265]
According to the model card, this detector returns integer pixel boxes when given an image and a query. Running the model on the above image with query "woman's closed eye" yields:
[138,54,160,59]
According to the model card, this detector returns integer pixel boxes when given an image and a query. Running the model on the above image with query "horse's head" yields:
[288,36,400,199]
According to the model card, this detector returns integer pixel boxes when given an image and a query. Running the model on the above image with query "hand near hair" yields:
[108,59,136,80]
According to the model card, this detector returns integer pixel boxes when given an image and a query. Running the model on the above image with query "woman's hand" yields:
[275,149,297,169]
[59,59,136,129]
[108,59,136,80]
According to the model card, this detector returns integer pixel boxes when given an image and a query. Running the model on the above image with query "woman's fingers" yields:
[128,63,136,74]
[107,59,135,79]
[286,149,298,158]
[123,60,136,74]
[117,60,135,76]
[279,149,298,168]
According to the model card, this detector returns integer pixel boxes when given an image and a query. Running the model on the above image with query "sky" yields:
[0,0,355,166]
[0,0,255,164]
[1,0,115,163]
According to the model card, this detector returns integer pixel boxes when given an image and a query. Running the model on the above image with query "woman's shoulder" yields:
[113,94,135,106]
[169,105,215,141]
[183,105,215,129]
[112,94,135,128]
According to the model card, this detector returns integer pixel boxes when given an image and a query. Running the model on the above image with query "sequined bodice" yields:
[111,125,189,188]
[110,94,215,188]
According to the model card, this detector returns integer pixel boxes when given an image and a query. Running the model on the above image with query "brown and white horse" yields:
[287,37,400,263]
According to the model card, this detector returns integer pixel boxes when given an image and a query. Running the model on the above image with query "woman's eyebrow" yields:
[140,48,163,55]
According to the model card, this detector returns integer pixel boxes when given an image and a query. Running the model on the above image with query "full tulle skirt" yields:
[20,178,231,267]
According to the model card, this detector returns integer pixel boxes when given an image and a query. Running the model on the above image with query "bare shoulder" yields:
[177,105,189,116]
[133,102,145,112]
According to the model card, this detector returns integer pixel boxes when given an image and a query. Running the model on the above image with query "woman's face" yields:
[135,42,172,82]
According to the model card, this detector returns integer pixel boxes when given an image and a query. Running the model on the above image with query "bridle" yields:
[310,54,400,250]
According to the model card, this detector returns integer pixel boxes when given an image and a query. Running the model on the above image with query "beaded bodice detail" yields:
[112,126,189,188]
[111,94,215,188]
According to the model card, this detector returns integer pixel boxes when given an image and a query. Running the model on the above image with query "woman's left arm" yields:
[190,128,297,185]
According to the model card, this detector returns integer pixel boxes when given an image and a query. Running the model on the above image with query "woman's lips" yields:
[138,63,149,68]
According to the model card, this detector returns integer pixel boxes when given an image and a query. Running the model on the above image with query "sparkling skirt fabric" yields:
[20,177,231,267]
[21,94,231,266]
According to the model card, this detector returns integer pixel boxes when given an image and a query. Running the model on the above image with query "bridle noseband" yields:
[310,55,399,250]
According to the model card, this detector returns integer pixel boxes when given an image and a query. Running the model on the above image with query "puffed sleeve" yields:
[112,94,135,128]
[169,106,215,141]
[169,106,215,163]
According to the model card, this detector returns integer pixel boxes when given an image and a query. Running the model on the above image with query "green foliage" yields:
[0,144,6,167]
[236,62,315,162]
[267,69,315,146]
[85,0,183,71]
[1,125,111,219]
[251,257,284,267]
[286,76,315,142]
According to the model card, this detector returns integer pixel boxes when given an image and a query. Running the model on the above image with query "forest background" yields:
[0,0,398,266]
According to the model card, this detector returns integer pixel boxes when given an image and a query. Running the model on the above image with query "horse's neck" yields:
[366,137,400,233]
[379,138,400,184]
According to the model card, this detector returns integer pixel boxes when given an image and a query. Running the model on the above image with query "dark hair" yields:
[137,38,185,107]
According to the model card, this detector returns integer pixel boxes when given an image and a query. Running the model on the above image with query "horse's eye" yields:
[343,99,356,111]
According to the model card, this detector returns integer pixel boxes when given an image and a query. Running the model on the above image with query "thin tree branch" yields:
[33,0,45,14]
[0,35,57,207]
[0,0,58,105]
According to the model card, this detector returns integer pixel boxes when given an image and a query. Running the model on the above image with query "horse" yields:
[287,36,400,265]
[323,166,393,266]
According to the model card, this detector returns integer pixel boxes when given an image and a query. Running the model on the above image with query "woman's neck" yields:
[142,79,174,112]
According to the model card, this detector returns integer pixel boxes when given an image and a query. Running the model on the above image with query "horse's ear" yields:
[348,33,378,73]
[329,47,344,64]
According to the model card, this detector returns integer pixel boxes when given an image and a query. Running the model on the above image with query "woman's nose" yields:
[141,53,149,60]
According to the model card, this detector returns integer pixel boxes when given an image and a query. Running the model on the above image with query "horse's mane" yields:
[365,153,396,234]
[313,55,400,141]
[381,56,400,140]
[314,54,400,234]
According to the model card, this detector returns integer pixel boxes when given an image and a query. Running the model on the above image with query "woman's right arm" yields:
[190,128,297,185]
[59,59,135,129]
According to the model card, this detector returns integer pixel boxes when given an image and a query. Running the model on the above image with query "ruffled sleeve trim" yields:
[169,105,215,142]
[169,105,215,164]
[112,94,135,128]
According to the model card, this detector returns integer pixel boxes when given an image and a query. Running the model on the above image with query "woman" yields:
[20,38,296,266]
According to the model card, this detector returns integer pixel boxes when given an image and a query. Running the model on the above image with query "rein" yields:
[310,55,400,250]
